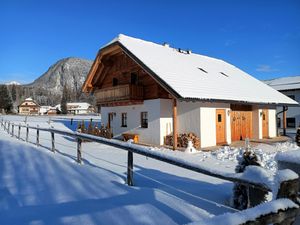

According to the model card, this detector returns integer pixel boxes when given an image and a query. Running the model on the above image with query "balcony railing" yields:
[94,84,143,104]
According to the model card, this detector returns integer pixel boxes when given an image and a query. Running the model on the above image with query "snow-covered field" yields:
[0,115,299,225]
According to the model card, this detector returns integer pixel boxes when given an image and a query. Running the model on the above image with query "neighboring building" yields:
[39,106,52,115]
[264,76,300,134]
[82,34,298,148]
[55,102,94,115]
[18,98,40,115]
[47,107,58,115]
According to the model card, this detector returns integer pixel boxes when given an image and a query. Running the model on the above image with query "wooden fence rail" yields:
[1,118,299,224]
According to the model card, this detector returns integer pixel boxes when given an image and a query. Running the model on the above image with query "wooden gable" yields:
[83,44,171,106]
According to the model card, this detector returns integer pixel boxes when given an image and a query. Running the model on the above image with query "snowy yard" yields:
[0,115,299,225]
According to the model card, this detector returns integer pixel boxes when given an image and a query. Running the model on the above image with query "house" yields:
[47,107,58,115]
[264,76,300,134]
[18,98,40,115]
[82,34,298,149]
[39,106,52,115]
[55,102,94,115]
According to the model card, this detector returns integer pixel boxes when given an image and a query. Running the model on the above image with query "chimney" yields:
[163,42,170,47]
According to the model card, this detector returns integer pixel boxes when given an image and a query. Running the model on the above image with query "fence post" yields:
[275,170,299,225]
[51,131,55,152]
[77,137,82,164]
[11,123,14,137]
[36,125,40,146]
[18,124,21,139]
[8,121,10,134]
[127,151,134,186]
[26,124,29,142]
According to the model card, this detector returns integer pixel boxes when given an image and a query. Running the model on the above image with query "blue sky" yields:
[0,0,299,84]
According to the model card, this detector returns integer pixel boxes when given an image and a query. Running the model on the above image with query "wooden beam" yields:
[283,106,287,136]
[173,98,178,150]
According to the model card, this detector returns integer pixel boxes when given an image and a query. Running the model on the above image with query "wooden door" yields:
[216,109,226,144]
[231,111,240,141]
[240,111,253,140]
[231,111,253,141]
[262,109,269,138]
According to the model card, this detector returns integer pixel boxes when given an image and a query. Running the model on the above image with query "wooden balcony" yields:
[94,84,144,105]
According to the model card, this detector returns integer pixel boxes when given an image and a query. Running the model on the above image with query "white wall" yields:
[268,108,277,138]
[101,99,164,145]
[177,101,201,138]
[199,102,231,148]
[159,99,173,145]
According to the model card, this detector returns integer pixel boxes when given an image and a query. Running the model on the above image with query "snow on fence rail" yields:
[1,119,300,225]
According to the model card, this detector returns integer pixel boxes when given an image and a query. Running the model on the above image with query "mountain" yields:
[6,57,94,109]
[27,57,93,94]
[5,81,21,86]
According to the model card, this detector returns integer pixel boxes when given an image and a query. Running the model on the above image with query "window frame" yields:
[121,112,127,127]
[286,117,296,128]
[141,112,148,128]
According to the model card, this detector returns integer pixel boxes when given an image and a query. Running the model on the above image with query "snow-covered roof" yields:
[55,102,91,111]
[25,97,33,101]
[99,34,297,106]
[264,76,300,91]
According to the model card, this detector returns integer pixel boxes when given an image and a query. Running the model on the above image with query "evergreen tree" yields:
[0,85,13,113]
[11,84,17,101]
[232,150,267,209]
[60,84,68,114]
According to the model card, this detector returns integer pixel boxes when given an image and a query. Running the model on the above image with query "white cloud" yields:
[256,65,279,73]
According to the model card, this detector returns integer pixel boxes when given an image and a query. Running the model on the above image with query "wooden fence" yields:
[1,118,299,224]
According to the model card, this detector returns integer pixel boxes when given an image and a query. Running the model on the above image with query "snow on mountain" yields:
[5,81,21,85]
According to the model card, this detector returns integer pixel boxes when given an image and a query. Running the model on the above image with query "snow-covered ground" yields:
[0,115,299,225]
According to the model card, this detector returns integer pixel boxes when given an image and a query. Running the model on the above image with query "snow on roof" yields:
[55,102,91,110]
[25,97,33,101]
[105,34,297,105]
[264,76,300,91]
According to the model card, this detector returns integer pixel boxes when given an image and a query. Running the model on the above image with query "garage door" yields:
[231,105,253,141]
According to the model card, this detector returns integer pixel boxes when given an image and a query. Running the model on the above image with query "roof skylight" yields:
[198,67,208,73]
[220,72,229,77]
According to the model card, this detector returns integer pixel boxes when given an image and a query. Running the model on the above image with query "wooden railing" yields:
[1,118,299,225]
[94,84,143,104]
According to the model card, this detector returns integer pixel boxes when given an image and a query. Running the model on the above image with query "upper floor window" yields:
[121,113,127,127]
[141,112,148,128]
[113,78,118,86]
[131,73,138,85]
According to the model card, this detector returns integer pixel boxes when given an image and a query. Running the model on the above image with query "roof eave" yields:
[179,97,299,107]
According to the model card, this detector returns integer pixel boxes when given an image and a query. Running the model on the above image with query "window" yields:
[277,118,281,128]
[218,114,222,122]
[141,112,148,128]
[113,78,118,86]
[220,72,229,77]
[287,95,295,100]
[197,67,208,73]
[131,73,138,85]
[287,117,296,128]
[121,113,127,127]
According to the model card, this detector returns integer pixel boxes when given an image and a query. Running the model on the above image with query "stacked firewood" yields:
[77,121,112,139]
[296,127,300,146]
[165,132,200,149]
